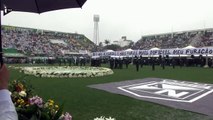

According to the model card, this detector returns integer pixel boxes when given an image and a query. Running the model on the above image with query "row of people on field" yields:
[3,55,213,70]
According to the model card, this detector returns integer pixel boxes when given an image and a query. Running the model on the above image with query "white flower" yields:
[93,116,116,120]
[17,66,113,78]
[19,91,27,97]
[59,112,72,120]
[94,116,105,120]
[106,117,116,120]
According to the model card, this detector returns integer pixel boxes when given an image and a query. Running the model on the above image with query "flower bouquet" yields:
[9,80,72,120]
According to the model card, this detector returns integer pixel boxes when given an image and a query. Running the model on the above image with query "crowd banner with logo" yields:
[92,47,213,57]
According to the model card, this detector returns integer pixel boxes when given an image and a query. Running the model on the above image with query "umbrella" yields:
[0,0,87,66]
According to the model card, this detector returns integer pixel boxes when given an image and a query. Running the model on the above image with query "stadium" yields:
[1,0,213,120]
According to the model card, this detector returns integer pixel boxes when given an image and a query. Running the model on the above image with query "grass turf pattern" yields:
[9,64,213,120]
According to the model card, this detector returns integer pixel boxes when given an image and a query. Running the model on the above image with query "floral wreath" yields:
[17,66,114,78]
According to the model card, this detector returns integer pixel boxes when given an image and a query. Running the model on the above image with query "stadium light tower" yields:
[93,15,100,45]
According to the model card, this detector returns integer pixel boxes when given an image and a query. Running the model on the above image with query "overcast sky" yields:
[2,0,213,43]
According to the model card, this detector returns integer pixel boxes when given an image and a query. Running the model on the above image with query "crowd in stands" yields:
[2,25,96,56]
[133,28,213,50]
[2,25,213,57]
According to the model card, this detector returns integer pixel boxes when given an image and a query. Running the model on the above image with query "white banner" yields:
[92,47,213,57]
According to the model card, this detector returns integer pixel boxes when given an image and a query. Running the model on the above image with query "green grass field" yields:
[8,64,213,120]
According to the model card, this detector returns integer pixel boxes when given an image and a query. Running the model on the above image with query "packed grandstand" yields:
[133,28,213,50]
[2,25,213,57]
[2,25,96,56]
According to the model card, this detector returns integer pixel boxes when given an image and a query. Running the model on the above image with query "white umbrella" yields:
[125,48,134,52]
[150,47,160,50]
[183,45,195,49]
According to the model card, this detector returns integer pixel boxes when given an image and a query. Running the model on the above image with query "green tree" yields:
[98,42,103,47]
[128,41,134,48]
[104,39,110,46]
[104,44,121,51]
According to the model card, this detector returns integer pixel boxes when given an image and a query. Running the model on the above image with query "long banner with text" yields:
[92,47,213,57]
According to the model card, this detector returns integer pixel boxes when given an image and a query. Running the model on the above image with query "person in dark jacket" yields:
[140,56,143,68]
[151,57,155,71]
[134,56,139,72]
[171,58,176,69]
[161,57,165,69]
[124,57,129,69]
[118,58,123,69]
[109,57,114,69]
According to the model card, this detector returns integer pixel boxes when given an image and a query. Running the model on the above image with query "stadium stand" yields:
[133,28,213,50]
[1,25,96,56]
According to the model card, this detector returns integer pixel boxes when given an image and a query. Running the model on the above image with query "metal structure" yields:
[93,15,100,45]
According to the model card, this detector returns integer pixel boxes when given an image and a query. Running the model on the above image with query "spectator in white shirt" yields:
[0,64,18,120]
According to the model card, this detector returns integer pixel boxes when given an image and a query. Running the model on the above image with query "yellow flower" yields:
[13,80,17,84]
[48,99,54,104]
[17,98,25,106]
[17,99,22,103]
[49,102,53,107]
[18,83,24,89]
[55,105,59,109]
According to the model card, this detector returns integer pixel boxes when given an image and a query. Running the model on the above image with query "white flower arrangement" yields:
[15,66,114,78]
[94,116,116,120]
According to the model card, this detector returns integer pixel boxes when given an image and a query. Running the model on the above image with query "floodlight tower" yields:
[93,15,100,45]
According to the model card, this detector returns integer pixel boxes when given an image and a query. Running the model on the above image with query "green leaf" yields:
[40,112,51,120]
[37,109,42,119]
[30,115,38,120]
[53,103,64,120]
[26,105,38,114]
[16,105,38,119]
[18,113,30,120]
